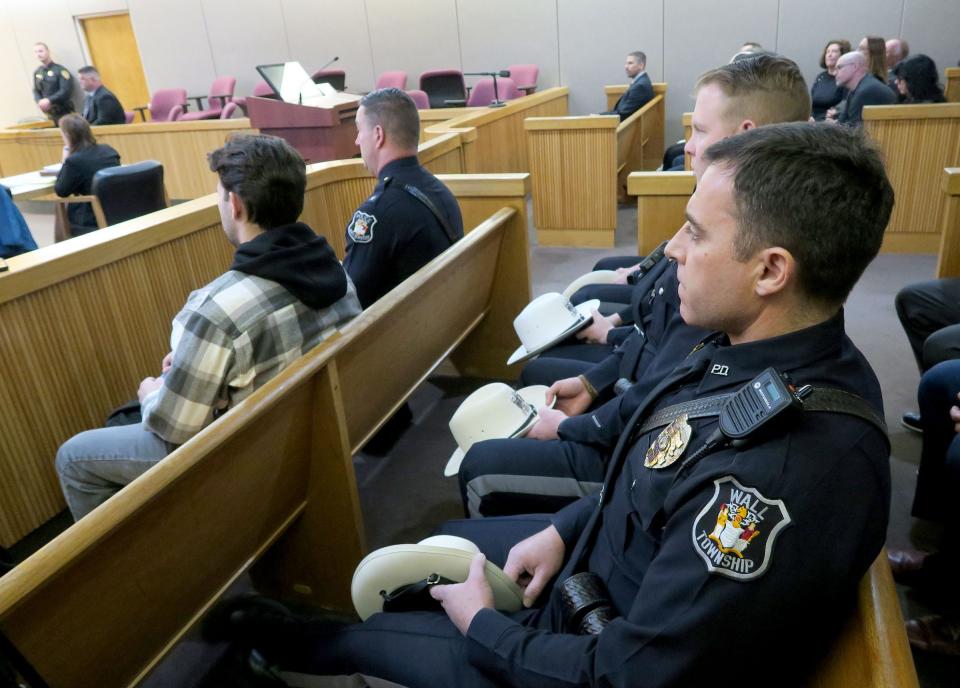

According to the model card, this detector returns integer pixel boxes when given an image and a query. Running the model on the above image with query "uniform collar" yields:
[695,310,845,394]
[378,155,420,182]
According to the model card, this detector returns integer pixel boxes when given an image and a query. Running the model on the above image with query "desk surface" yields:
[0,170,56,201]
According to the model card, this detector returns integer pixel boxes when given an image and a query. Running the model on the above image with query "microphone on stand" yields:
[316,55,340,73]
[300,56,340,104]
[464,70,511,107]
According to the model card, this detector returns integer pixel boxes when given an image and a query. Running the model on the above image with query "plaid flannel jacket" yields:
[141,269,361,445]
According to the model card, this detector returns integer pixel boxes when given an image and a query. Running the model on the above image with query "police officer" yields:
[32,42,75,124]
[209,123,896,687]
[458,57,812,517]
[343,88,463,309]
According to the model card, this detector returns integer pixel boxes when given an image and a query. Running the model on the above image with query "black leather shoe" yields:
[887,548,930,586]
[202,594,303,647]
[901,411,923,434]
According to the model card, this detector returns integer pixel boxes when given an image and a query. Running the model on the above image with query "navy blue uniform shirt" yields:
[342,156,463,308]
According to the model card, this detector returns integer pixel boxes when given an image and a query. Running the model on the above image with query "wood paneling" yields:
[864,103,960,253]
[937,168,960,278]
[628,171,695,255]
[525,87,666,247]
[0,119,257,200]
[0,174,530,687]
[946,68,960,104]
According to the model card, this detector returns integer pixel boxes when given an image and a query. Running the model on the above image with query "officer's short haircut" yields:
[208,134,306,230]
[359,88,420,150]
[77,66,100,77]
[59,114,97,153]
[704,122,894,308]
[697,55,810,129]
[34,42,48,50]
[628,51,646,65]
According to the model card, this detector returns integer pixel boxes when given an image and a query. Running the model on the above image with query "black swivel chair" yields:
[419,70,467,108]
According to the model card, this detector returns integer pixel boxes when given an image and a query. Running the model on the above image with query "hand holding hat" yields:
[525,407,567,441]
[429,552,494,634]
[508,293,600,365]
[548,376,594,416]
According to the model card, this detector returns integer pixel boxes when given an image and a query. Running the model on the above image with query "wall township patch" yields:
[692,476,791,581]
[348,211,376,243]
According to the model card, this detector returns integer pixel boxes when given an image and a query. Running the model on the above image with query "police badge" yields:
[692,477,791,581]
[644,413,692,469]
[348,210,376,243]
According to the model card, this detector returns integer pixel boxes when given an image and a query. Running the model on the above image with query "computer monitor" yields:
[256,62,328,104]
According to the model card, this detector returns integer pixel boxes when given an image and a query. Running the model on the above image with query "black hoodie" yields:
[230,222,348,310]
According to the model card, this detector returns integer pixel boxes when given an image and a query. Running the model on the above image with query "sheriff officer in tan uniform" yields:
[33,42,75,124]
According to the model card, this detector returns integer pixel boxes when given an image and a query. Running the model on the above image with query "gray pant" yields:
[55,422,175,521]
[895,278,960,372]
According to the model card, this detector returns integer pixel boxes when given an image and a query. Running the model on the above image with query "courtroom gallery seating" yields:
[180,75,237,121]
[376,71,408,90]
[138,88,188,122]
[419,69,468,108]
[90,161,168,226]
[406,89,430,109]
[507,63,539,94]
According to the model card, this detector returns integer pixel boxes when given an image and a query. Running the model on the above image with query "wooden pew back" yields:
[0,174,531,688]
[628,170,694,255]
[946,67,960,104]
[863,102,960,252]
[614,84,667,199]
[936,167,960,278]
[0,119,256,199]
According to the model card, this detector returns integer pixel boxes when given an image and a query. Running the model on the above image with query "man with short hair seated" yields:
[55,135,361,521]
[600,51,654,120]
[211,122,895,687]
[831,51,897,126]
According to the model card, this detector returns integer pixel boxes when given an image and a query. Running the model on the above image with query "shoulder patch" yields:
[61,69,70,80]
[36,72,42,79]
[348,210,376,244]
[692,476,791,581]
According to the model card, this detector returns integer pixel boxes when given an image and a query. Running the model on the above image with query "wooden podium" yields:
[246,94,361,163]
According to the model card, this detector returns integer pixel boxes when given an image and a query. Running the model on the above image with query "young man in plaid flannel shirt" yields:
[55,135,361,521]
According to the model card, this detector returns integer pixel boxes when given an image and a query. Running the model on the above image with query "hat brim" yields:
[351,543,524,620]
[444,385,556,477]
[561,270,618,300]
[507,299,601,365]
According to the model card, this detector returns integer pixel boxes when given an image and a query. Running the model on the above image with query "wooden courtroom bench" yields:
[863,102,960,252]
[0,170,531,687]
[946,67,960,104]
[0,130,467,548]
[628,170,695,255]
[423,86,569,174]
[0,118,257,199]
[524,84,667,247]
[936,167,960,278]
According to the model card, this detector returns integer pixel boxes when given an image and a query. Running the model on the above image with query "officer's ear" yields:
[754,246,794,298]
[374,123,386,149]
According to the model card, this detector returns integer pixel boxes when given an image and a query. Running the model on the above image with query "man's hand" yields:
[825,107,838,121]
[161,352,174,374]
[526,407,567,441]
[951,394,960,433]
[548,377,592,416]
[430,553,494,635]
[503,525,565,608]
[611,263,641,285]
[137,376,163,403]
[575,310,620,345]
[38,98,51,112]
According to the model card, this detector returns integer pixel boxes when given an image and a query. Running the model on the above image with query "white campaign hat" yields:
[351,535,524,620]
[444,384,554,477]
[507,293,601,366]
[561,269,618,300]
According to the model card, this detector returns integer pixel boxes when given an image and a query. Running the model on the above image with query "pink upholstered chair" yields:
[466,77,518,106]
[234,82,277,115]
[133,88,187,122]
[180,76,237,120]
[406,89,430,109]
[419,69,467,108]
[124,111,135,124]
[220,102,239,119]
[376,71,408,90]
[311,69,346,90]
[507,64,539,95]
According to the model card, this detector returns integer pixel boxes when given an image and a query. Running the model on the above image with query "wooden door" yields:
[81,13,150,119]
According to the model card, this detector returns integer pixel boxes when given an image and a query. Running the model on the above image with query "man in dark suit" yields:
[77,66,126,125]
[601,51,654,120]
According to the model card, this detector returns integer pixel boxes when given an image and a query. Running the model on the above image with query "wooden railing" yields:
[627,170,695,255]
[0,174,531,687]
[0,119,257,199]
[863,102,960,252]
[936,167,960,278]
[946,67,960,103]
[524,84,667,247]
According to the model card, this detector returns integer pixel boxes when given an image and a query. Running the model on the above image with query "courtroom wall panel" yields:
[282,0,377,93]
[556,0,663,121]
[0,2,42,126]
[901,0,960,88]
[458,0,560,96]
[365,0,462,89]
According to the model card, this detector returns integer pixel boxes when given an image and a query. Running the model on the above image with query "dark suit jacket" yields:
[602,72,654,121]
[838,74,897,126]
[55,144,121,234]
[83,86,126,125]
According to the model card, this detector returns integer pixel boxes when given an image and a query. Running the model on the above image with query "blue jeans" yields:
[913,359,960,522]
[55,422,176,521]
